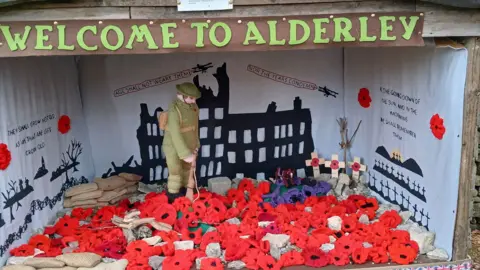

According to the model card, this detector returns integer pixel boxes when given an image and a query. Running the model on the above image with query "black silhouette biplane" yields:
[192,63,214,74]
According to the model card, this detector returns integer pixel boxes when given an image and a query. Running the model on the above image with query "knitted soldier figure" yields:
[162,82,201,203]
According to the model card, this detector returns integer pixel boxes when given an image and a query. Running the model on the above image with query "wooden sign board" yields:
[0,12,424,57]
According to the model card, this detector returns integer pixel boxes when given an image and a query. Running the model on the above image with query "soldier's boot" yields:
[167,175,183,204]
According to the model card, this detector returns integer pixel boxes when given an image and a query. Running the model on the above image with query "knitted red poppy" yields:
[257,181,271,195]
[95,240,125,259]
[44,246,62,257]
[200,257,223,270]
[329,249,350,266]
[379,210,402,228]
[28,234,51,252]
[152,203,177,225]
[154,231,179,243]
[126,240,154,257]
[54,215,80,236]
[352,247,370,264]
[258,254,281,270]
[389,243,417,264]
[127,257,151,270]
[259,240,270,253]
[390,230,411,244]
[238,178,255,193]
[225,207,240,220]
[341,214,358,233]
[200,231,221,250]
[356,197,379,212]
[161,241,175,256]
[71,208,94,220]
[369,247,389,264]
[225,239,249,261]
[302,248,329,267]
[10,244,35,256]
[173,197,193,212]
[279,250,304,267]
[290,231,308,249]
[334,235,361,255]
[181,228,202,244]
[163,255,193,270]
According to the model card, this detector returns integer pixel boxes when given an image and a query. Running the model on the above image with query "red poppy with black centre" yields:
[356,197,379,212]
[163,255,192,270]
[379,210,402,228]
[0,143,12,170]
[10,244,35,256]
[238,178,255,193]
[369,247,389,264]
[290,231,308,249]
[330,160,340,170]
[258,254,280,270]
[173,197,192,212]
[352,247,370,264]
[152,203,177,225]
[54,215,79,236]
[181,228,202,244]
[279,250,304,267]
[57,115,71,134]
[430,113,446,140]
[341,215,358,232]
[242,249,261,269]
[200,257,223,270]
[329,249,351,266]
[358,88,372,108]
[71,208,93,220]
[389,243,417,265]
[225,239,250,261]
[302,248,329,268]
[390,230,411,244]
[335,236,361,255]
[28,234,51,252]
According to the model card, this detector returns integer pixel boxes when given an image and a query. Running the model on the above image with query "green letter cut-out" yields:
[288,20,310,45]
[267,21,285,45]
[243,22,266,45]
[57,25,74,50]
[191,22,209,47]
[126,25,158,50]
[333,18,355,42]
[209,22,232,47]
[35,25,53,50]
[101,25,124,51]
[358,17,376,42]
[312,18,329,44]
[77,26,98,51]
[160,23,179,49]
[399,16,419,40]
[0,25,31,51]
[379,16,396,41]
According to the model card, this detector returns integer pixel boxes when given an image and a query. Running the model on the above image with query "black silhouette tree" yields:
[50,140,82,182]
[2,179,33,221]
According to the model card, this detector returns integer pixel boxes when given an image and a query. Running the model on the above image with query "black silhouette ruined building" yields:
[105,63,315,185]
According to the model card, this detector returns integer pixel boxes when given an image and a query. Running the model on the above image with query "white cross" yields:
[348,156,367,181]
[305,152,324,178]
[325,154,345,179]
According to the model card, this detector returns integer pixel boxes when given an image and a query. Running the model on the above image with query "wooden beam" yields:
[0,6,130,21]
[453,37,480,261]
[130,1,415,19]
[418,2,480,37]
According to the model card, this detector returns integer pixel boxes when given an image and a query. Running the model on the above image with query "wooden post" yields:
[453,37,480,260]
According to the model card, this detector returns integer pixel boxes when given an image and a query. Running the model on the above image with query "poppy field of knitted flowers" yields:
[9,178,420,270]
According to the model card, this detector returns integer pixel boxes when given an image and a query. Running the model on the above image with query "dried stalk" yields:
[337,118,362,165]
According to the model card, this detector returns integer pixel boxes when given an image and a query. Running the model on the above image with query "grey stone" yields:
[270,245,281,260]
[399,211,413,224]
[262,233,290,248]
[474,197,480,202]
[149,256,165,270]
[206,243,222,258]
[231,178,242,189]
[134,226,152,239]
[427,248,449,260]
[122,228,136,243]
[476,175,480,186]
[205,227,217,233]
[174,240,194,250]
[363,242,373,248]
[473,188,479,197]
[195,257,205,270]
[327,216,342,231]
[317,173,332,182]
[208,177,232,196]
[358,214,370,224]
[227,261,246,269]
[320,243,334,252]
[225,218,241,225]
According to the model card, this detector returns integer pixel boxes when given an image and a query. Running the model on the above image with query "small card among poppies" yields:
[348,156,367,181]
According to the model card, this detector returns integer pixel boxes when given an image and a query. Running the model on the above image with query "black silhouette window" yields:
[257,128,265,142]
[228,130,236,143]
[244,130,251,144]
[215,108,223,119]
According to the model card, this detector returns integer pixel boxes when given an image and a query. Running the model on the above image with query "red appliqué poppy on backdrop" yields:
[430,114,446,140]
[0,143,12,170]
[358,88,372,108]
[58,115,71,134]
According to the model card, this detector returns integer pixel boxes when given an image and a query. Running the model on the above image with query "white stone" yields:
[206,243,222,258]
[258,221,274,228]
[359,174,368,185]
[363,242,373,248]
[142,236,162,245]
[208,177,232,196]
[174,240,194,250]
[228,261,246,269]
[427,248,449,260]
[304,207,312,213]
[262,233,290,248]
[225,218,241,225]
[270,245,281,260]
[318,173,332,182]
[358,214,370,224]
[327,216,342,231]
[408,227,435,254]
[320,243,335,252]
[399,211,413,224]
[329,236,336,243]
[195,257,205,270]
[148,256,165,270]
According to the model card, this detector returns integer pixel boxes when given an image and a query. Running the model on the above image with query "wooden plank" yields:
[417,2,480,37]
[0,7,130,21]
[2,0,391,8]
[453,37,480,261]
[130,1,415,19]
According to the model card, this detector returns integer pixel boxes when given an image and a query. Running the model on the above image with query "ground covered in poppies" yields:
[9,178,422,270]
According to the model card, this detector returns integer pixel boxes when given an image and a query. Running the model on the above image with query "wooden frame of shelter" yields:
[0,0,478,267]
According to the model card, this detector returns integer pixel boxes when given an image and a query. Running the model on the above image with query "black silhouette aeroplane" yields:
[192,63,214,74]
[318,86,338,98]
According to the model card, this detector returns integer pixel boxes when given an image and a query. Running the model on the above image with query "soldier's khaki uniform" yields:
[162,83,200,194]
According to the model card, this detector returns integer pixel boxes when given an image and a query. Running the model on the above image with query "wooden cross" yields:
[348,156,367,181]
[305,152,324,178]
[325,154,345,178]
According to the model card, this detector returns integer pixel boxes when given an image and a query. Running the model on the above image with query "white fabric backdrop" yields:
[0,57,95,265]
[344,47,467,258]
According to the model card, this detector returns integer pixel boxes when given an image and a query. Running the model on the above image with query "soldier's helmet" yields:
[176,82,201,99]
